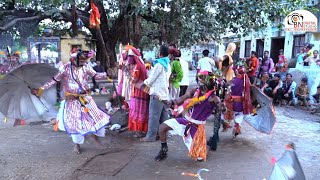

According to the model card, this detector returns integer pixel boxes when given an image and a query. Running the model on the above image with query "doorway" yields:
[256,39,264,58]
[270,38,285,64]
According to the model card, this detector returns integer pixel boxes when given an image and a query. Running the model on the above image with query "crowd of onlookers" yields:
[195,43,320,114]
[241,43,320,114]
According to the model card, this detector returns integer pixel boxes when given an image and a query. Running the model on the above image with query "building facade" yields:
[217,1,320,67]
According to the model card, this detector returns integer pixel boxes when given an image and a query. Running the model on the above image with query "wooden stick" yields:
[181,172,198,177]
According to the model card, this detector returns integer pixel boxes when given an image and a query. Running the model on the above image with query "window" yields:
[292,35,305,58]
[245,40,251,57]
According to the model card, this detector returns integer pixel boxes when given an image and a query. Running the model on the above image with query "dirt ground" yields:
[0,106,319,180]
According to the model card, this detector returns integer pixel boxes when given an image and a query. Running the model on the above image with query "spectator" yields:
[295,47,306,69]
[258,72,270,89]
[296,78,310,107]
[179,55,189,97]
[276,49,286,72]
[277,73,296,105]
[168,49,183,100]
[246,51,259,84]
[93,60,105,72]
[141,45,171,142]
[304,50,319,67]
[303,44,314,63]
[259,51,274,77]
[310,85,320,114]
[197,49,216,74]
[263,73,282,105]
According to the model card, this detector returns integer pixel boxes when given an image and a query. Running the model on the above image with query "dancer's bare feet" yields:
[73,144,81,154]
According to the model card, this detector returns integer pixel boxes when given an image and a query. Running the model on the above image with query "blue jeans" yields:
[145,95,169,140]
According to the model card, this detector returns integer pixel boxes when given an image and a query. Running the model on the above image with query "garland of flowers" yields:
[184,90,214,110]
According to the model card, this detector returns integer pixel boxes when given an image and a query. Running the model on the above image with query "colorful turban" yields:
[197,70,217,90]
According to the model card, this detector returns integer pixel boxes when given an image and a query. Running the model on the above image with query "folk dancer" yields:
[222,65,252,138]
[32,49,110,154]
[155,71,223,161]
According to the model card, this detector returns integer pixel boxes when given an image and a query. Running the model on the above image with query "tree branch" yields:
[0,15,41,31]
[0,9,37,16]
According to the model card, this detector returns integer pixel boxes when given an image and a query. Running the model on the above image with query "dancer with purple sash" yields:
[223,65,252,138]
[155,71,224,162]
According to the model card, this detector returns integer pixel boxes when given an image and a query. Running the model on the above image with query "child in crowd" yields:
[296,78,310,107]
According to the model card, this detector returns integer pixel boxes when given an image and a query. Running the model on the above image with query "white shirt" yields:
[197,57,216,72]
[144,63,171,100]
[179,58,189,86]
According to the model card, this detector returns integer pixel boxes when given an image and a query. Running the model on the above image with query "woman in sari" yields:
[127,47,150,137]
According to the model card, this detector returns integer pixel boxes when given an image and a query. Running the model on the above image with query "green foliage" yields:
[0,0,316,50]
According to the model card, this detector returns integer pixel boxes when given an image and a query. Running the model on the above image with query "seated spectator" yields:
[277,73,296,105]
[296,78,310,107]
[257,72,270,89]
[262,73,282,105]
[304,50,319,67]
[310,85,320,114]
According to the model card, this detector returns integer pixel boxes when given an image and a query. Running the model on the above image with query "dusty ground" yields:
[0,105,319,180]
[1,70,319,180]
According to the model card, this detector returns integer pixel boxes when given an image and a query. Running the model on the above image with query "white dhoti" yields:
[71,128,106,144]
[164,117,207,160]
[164,118,193,151]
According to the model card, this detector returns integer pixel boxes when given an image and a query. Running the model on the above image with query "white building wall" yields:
[239,36,245,57]
[284,31,293,58]
[234,30,320,60]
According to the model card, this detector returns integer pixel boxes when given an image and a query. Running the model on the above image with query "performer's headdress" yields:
[70,48,95,67]
[197,70,218,91]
